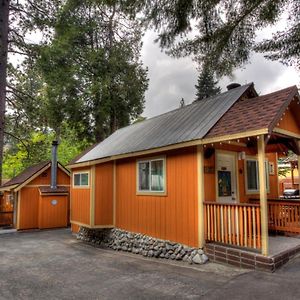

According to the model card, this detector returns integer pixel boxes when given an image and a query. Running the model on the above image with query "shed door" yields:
[216,153,238,203]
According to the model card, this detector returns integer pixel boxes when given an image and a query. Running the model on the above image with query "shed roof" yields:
[75,83,253,164]
[1,161,50,189]
[0,161,70,190]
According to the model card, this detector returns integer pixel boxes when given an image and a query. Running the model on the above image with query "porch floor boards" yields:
[269,235,300,256]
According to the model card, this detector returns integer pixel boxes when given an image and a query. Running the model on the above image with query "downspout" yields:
[51,141,59,189]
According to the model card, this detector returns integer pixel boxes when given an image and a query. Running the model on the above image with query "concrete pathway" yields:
[0,229,300,299]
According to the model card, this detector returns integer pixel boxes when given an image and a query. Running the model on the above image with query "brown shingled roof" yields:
[205,86,299,139]
[1,161,51,189]
[0,161,70,190]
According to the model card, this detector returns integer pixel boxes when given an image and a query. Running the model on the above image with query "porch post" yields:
[297,155,300,192]
[258,134,269,256]
[197,145,205,248]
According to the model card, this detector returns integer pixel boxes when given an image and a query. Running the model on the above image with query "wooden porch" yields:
[204,200,300,251]
[203,198,300,272]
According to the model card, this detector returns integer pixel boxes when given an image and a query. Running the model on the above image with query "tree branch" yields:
[4,131,30,158]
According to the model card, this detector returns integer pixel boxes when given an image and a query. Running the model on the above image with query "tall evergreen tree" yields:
[38,0,148,142]
[194,66,221,101]
[0,0,62,181]
[0,0,10,182]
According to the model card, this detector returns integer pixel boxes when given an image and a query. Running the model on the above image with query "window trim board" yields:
[136,156,167,196]
[244,156,270,195]
[72,170,90,188]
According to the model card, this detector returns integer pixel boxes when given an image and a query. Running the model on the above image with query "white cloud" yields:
[142,30,300,118]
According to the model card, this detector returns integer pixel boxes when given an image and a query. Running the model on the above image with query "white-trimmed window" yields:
[246,159,269,193]
[73,172,89,187]
[137,158,166,193]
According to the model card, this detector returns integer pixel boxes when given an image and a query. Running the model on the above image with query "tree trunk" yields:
[0,0,10,183]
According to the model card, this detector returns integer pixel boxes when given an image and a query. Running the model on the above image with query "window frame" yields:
[136,156,167,196]
[245,156,270,194]
[72,170,90,188]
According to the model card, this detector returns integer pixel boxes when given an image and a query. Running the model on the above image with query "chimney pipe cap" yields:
[227,83,241,90]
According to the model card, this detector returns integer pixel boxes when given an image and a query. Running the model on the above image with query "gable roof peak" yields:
[73,82,254,165]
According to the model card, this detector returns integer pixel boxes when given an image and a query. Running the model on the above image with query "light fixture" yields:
[238,151,246,160]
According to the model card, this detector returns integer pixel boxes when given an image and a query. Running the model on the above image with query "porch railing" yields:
[204,202,261,250]
[0,211,13,227]
[268,201,300,233]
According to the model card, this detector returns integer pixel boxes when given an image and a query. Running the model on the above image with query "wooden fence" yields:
[204,202,261,250]
[268,201,300,233]
[0,211,13,227]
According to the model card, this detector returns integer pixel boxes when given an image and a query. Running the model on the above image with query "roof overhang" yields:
[14,163,51,192]
[0,184,19,192]
[68,128,269,169]
[0,162,70,192]
[57,162,71,176]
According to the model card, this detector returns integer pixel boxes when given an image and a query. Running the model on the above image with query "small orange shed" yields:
[0,159,70,230]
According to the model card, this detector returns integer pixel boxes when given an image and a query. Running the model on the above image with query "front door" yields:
[216,152,238,203]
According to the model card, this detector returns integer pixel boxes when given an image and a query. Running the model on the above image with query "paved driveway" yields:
[0,229,300,299]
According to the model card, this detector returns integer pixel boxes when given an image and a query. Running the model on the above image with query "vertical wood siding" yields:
[70,167,91,225]
[71,223,80,233]
[70,188,90,225]
[94,162,113,225]
[0,191,13,211]
[30,168,70,185]
[18,187,39,229]
[277,102,300,135]
[116,147,198,247]
[38,195,68,229]
[202,143,279,203]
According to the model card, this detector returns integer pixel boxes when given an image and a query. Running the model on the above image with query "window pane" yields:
[139,162,150,190]
[218,171,232,196]
[265,161,269,190]
[81,173,89,186]
[151,160,164,191]
[247,161,258,190]
[74,174,81,186]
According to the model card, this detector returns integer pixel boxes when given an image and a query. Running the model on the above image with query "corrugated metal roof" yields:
[76,83,252,163]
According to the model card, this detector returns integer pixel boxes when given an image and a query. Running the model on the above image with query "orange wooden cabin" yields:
[68,83,300,257]
[0,160,70,230]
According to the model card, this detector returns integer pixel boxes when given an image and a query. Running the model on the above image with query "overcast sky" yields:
[141,30,300,118]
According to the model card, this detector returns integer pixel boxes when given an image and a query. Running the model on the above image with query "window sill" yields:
[246,190,270,195]
[136,191,167,197]
[72,186,90,189]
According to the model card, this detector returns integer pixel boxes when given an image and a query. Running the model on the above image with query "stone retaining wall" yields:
[77,227,208,265]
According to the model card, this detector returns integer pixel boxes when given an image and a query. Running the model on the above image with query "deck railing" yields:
[204,202,261,250]
[268,201,300,233]
[0,211,13,226]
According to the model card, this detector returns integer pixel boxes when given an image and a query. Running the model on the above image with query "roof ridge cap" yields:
[110,83,254,135]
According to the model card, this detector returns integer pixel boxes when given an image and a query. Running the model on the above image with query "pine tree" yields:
[38,0,148,142]
[194,66,221,101]
[138,0,300,75]
[0,0,10,183]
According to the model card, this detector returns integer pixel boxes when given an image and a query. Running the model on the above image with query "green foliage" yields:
[4,0,148,176]
[194,65,221,101]
[37,0,148,142]
[139,0,300,76]
[3,127,89,179]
